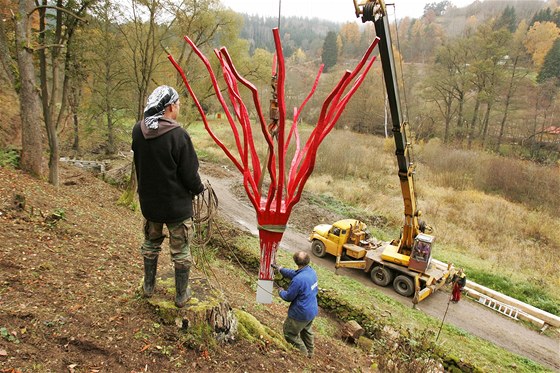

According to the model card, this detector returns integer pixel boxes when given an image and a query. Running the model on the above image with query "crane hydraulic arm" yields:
[353,0,423,254]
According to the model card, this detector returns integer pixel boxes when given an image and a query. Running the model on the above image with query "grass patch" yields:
[213,226,552,373]
[465,269,559,316]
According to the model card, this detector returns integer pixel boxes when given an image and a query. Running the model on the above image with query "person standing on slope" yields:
[132,85,204,308]
[275,251,319,358]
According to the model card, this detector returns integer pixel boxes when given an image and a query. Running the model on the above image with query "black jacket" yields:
[132,119,204,223]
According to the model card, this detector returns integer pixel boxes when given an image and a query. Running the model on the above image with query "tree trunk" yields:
[496,56,520,153]
[72,110,80,154]
[145,268,237,342]
[343,320,364,341]
[15,0,43,177]
[105,77,116,155]
[38,0,60,186]
[467,94,481,150]
[481,103,492,149]
[455,91,465,144]
[443,92,453,144]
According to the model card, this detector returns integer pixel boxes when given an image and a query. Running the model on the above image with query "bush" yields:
[0,148,20,168]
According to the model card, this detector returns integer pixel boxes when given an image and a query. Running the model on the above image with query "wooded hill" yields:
[2,0,559,190]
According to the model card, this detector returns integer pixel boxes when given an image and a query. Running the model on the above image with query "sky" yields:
[220,0,475,23]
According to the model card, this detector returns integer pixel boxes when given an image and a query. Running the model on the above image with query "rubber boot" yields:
[174,267,192,308]
[142,256,158,298]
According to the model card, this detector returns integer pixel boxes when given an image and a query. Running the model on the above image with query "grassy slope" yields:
[188,121,560,315]
[228,233,551,372]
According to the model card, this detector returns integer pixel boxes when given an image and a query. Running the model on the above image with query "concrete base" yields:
[256,279,274,304]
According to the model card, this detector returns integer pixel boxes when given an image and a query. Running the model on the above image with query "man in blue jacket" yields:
[132,85,204,308]
[275,251,319,358]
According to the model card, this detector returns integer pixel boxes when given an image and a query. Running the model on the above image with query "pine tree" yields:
[531,7,560,27]
[321,31,338,72]
[495,5,517,32]
[537,38,560,84]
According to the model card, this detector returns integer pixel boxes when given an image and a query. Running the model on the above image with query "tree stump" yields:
[144,268,237,342]
[343,320,364,342]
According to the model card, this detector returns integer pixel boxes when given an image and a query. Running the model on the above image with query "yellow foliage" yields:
[524,21,560,68]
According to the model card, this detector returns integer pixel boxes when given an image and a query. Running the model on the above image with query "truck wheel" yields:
[370,266,393,287]
[393,275,414,297]
[311,240,326,257]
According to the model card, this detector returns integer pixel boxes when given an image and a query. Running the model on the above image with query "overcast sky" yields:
[220,0,475,23]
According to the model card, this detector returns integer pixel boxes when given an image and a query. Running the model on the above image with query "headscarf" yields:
[143,85,179,130]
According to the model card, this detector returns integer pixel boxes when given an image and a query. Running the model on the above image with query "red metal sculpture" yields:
[168,28,380,303]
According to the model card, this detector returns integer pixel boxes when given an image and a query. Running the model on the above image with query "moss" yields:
[234,309,290,351]
[356,335,374,352]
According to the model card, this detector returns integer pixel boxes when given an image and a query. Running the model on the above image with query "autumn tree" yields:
[528,81,558,160]
[465,22,510,149]
[339,22,360,58]
[434,37,473,143]
[523,21,560,69]
[321,31,338,72]
[85,0,129,155]
[425,44,461,143]
[495,21,530,152]
[406,17,445,63]
[170,1,243,120]
[119,0,171,122]
[36,0,92,186]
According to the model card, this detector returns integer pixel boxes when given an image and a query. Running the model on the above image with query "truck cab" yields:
[310,219,371,258]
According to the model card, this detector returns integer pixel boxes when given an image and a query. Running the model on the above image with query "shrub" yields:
[0,148,20,168]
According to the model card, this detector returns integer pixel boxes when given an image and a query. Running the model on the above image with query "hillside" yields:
[0,164,374,372]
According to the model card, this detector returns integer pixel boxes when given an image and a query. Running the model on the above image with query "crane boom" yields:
[354,0,422,253]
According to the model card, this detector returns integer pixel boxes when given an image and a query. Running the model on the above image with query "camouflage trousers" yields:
[141,218,193,269]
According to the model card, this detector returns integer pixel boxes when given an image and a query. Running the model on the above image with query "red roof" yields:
[543,126,560,135]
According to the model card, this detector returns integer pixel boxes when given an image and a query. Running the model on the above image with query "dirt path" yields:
[201,167,560,371]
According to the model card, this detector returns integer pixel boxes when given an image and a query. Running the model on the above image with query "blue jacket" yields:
[279,265,318,321]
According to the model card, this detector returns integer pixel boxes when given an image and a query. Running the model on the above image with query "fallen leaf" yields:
[140,344,150,352]
[68,304,82,312]
[0,349,7,356]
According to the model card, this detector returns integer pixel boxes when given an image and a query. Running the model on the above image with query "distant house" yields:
[538,126,560,151]
[542,126,560,143]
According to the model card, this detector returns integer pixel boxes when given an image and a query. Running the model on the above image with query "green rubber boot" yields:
[142,256,158,298]
[174,267,192,308]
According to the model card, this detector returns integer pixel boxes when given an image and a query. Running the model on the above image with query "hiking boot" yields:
[142,256,158,298]
[174,267,192,308]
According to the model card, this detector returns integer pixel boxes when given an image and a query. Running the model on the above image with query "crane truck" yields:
[309,0,457,304]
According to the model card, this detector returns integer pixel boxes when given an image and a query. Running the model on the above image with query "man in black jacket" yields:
[132,85,204,308]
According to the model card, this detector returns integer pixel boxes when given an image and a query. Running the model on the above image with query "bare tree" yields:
[87,0,129,155]
[36,0,91,186]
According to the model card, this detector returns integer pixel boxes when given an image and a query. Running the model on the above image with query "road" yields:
[202,168,560,371]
